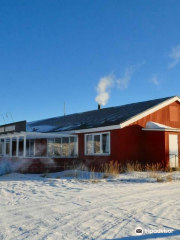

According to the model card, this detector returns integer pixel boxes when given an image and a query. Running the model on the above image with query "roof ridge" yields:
[28,96,176,124]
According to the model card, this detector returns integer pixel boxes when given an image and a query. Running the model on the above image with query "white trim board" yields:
[142,128,180,132]
[84,131,111,156]
[61,125,121,134]
[120,96,180,128]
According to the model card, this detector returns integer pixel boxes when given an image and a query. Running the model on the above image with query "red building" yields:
[0,96,180,172]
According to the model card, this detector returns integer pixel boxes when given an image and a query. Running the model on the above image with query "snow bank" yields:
[0,171,179,240]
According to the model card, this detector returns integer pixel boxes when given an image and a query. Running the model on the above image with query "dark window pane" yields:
[94,135,100,153]
[30,140,35,156]
[0,142,3,155]
[26,140,29,156]
[102,134,110,153]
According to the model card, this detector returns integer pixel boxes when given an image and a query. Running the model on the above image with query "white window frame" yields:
[27,139,35,157]
[0,141,4,156]
[5,139,10,156]
[47,137,78,158]
[84,132,110,156]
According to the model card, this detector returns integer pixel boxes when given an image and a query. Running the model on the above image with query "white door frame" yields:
[169,134,179,168]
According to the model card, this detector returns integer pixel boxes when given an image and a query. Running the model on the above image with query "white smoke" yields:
[0,158,32,176]
[95,63,144,106]
[116,67,134,90]
[95,74,114,106]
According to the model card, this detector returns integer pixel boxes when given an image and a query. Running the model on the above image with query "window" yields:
[94,135,100,153]
[12,138,17,156]
[102,133,110,153]
[62,137,69,157]
[6,139,10,156]
[47,138,54,156]
[70,137,78,157]
[30,140,35,156]
[26,140,35,156]
[54,138,61,156]
[0,140,4,155]
[47,136,78,157]
[86,135,93,154]
[85,132,110,155]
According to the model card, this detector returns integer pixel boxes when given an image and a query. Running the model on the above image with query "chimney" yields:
[98,104,101,110]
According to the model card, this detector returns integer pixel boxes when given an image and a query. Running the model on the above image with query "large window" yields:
[85,132,110,155]
[47,137,78,157]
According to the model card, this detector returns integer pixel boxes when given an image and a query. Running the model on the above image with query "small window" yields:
[85,132,110,155]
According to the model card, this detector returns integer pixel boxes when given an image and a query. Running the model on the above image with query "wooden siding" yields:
[129,101,180,128]
[2,100,180,173]
[77,100,180,168]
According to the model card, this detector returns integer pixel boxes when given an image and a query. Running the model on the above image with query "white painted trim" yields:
[23,135,26,157]
[142,128,180,132]
[16,137,19,157]
[169,134,179,167]
[47,136,79,158]
[3,139,6,157]
[61,125,121,134]
[120,96,180,128]
[84,132,111,156]
[0,131,77,139]
[0,156,79,159]
[10,138,12,157]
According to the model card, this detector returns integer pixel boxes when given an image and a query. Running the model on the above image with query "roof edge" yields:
[120,96,180,128]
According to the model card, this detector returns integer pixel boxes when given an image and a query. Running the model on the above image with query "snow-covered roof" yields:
[143,121,180,132]
[27,96,177,133]
[146,122,174,129]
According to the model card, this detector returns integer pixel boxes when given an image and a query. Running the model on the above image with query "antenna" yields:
[64,102,66,116]
[6,112,14,123]
[0,114,6,124]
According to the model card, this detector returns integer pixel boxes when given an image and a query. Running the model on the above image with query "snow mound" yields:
[146,121,174,129]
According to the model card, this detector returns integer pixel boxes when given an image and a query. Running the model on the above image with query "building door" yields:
[169,134,179,168]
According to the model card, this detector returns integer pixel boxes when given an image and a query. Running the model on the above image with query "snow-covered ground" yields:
[0,171,180,240]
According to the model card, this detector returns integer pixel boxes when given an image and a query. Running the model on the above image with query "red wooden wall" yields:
[1,100,180,173]
[77,100,180,168]
[130,101,180,128]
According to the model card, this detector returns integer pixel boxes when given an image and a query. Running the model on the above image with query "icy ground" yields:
[0,171,180,240]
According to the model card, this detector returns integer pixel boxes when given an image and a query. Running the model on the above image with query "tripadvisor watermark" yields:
[135,227,173,235]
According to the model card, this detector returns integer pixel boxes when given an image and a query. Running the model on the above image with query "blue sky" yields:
[0,0,180,123]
